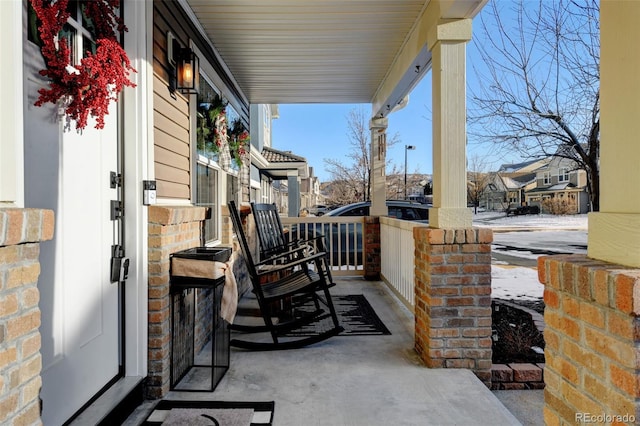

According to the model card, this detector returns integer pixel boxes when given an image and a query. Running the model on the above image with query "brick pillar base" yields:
[413,227,493,386]
[539,255,640,424]
[364,217,381,280]
[0,208,54,425]
[147,206,207,399]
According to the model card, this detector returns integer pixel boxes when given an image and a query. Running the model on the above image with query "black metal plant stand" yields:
[169,247,231,392]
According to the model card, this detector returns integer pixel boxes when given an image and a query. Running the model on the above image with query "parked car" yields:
[327,200,430,221]
[293,200,430,266]
[308,204,331,216]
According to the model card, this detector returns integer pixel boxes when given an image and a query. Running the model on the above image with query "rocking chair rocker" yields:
[227,201,343,350]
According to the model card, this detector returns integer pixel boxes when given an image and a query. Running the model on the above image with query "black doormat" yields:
[286,294,391,336]
[142,400,274,426]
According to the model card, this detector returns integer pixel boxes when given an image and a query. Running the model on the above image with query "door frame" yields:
[120,0,152,381]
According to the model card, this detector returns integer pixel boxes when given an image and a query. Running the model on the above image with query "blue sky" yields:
[270,59,514,182]
[271,77,434,183]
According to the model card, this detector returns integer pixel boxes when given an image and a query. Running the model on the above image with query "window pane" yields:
[196,77,222,161]
[60,24,77,65]
[196,164,218,243]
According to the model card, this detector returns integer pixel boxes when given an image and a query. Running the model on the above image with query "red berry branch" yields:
[31,0,136,130]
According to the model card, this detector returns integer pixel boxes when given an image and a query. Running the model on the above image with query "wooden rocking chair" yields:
[228,201,343,350]
[250,202,334,286]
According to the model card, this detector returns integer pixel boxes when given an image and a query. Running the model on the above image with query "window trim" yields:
[558,167,570,182]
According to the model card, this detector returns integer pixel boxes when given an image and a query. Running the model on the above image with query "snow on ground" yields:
[492,265,543,301]
[474,211,588,301]
[473,211,588,230]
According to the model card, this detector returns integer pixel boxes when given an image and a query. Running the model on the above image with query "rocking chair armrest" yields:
[270,235,324,252]
[255,251,327,277]
[257,245,309,265]
[293,234,326,248]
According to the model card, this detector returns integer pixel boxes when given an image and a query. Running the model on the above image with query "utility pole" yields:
[404,145,416,199]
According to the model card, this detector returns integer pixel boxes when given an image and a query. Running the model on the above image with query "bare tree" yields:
[469,0,600,211]
[467,154,491,214]
[324,107,400,204]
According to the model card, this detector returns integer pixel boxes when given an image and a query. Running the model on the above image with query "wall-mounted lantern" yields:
[177,47,199,94]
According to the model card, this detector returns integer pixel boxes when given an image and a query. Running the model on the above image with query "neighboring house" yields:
[483,173,537,211]
[483,156,589,214]
[249,104,279,204]
[300,168,324,212]
[259,146,309,217]
[482,158,549,211]
[525,156,590,214]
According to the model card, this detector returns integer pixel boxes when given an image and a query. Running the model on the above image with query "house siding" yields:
[153,2,192,200]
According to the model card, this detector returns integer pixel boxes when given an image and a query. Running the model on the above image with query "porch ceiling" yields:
[183,0,486,116]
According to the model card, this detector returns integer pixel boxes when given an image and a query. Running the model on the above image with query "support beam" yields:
[588,1,640,267]
[287,171,301,218]
[370,117,388,217]
[427,19,472,229]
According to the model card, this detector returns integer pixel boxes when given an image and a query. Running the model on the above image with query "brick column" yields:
[414,227,493,386]
[147,206,206,399]
[539,255,640,424]
[0,208,54,425]
[363,217,380,280]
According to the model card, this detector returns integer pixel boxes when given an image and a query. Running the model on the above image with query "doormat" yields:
[142,400,274,426]
[286,294,391,336]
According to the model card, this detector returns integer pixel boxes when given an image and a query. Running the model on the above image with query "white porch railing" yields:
[280,215,419,304]
[280,216,365,276]
[380,216,419,312]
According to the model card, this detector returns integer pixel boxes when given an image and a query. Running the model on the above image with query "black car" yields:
[293,200,430,266]
[326,200,429,221]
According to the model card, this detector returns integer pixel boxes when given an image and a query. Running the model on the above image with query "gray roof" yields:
[527,182,578,193]
[261,146,306,163]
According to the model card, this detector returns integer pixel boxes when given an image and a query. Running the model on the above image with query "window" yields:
[543,172,551,185]
[343,206,368,216]
[558,168,569,182]
[28,1,98,63]
[195,75,222,243]
[196,164,218,243]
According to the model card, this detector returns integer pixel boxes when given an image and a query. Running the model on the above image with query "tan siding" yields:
[155,129,190,158]
[153,1,194,201]
[154,109,188,141]
[155,145,190,170]
[156,163,189,185]
[153,70,191,200]
[156,180,190,199]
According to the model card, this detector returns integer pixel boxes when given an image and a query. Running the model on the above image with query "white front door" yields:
[24,63,122,426]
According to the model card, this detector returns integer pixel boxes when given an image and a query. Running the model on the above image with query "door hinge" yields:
[110,200,124,220]
[110,171,123,188]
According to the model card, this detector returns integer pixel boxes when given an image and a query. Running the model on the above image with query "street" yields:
[491,230,588,268]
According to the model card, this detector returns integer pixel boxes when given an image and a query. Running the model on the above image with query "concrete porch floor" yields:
[124,277,541,425]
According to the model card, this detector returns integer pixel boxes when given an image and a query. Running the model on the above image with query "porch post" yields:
[588,1,640,268]
[413,19,492,386]
[539,3,640,423]
[427,19,472,229]
[369,117,388,217]
[287,171,301,217]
